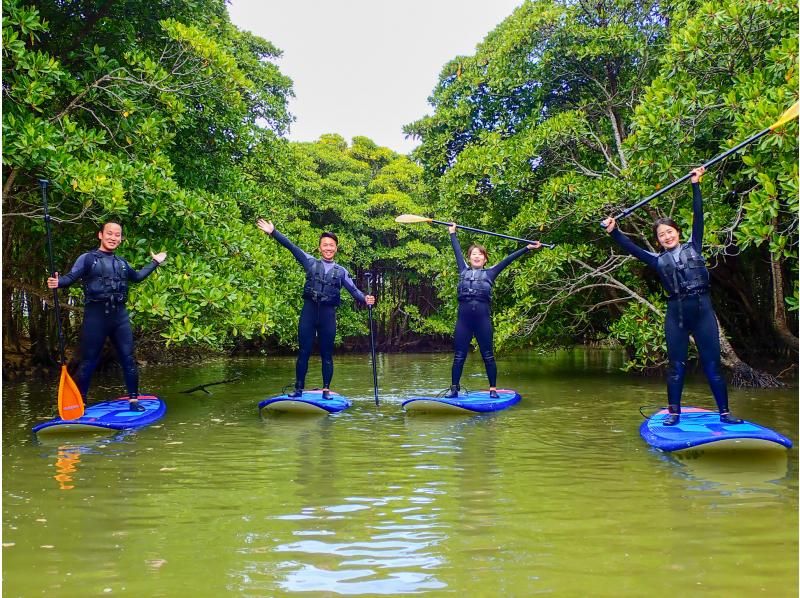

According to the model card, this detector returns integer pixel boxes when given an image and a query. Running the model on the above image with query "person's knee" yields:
[701,361,725,383]
[666,361,685,383]
[118,351,137,371]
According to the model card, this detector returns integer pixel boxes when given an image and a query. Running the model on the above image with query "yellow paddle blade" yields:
[769,101,799,131]
[58,365,84,420]
[395,214,432,224]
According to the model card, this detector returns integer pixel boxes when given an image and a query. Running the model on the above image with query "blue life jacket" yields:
[656,243,710,299]
[457,268,493,302]
[302,259,344,306]
[82,250,129,304]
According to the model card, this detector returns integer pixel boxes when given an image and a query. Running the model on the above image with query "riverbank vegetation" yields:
[3,0,797,385]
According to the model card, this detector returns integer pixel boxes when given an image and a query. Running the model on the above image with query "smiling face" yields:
[468,246,487,269]
[319,236,338,261]
[656,224,681,250]
[98,222,122,252]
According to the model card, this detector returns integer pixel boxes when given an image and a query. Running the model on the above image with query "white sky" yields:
[227,0,523,154]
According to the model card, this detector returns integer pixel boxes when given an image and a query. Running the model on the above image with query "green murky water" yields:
[3,350,797,596]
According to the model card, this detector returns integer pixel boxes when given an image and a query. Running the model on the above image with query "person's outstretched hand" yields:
[256,219,275,235]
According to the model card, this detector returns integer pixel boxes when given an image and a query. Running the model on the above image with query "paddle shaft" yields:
[428,219,555,249]
[365,273,379,406]
[40,180,67,365]
[607,127,773,225]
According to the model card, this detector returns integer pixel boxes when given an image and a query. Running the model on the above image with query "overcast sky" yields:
[227,0,523,154]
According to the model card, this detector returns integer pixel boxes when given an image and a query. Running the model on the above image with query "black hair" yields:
[319,231,338,245]
[100,220,123,233]
[652,217,681,243]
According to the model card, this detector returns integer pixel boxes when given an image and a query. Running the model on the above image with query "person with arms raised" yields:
[257,219,375,400]
[445,223,541,399]
[602,167,742,426]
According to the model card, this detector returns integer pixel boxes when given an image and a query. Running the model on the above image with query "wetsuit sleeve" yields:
[56,253,91,288]
[341,269,367,304]
[487,246,530,280]
[271,229,313,268]
[450,233,467,272]
[690,182,703,250]
[127,258,160,283]
[610,228,658,268]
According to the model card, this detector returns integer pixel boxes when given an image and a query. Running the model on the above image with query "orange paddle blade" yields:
[58,365,84,420]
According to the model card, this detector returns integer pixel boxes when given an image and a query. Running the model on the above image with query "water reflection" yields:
[666,449,790,494]
[53,446,81,490]
[3,351,797,597]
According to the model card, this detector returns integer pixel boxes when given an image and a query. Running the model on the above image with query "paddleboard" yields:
[402,389,521,414]
[33,395,166,436]
[259,390,351,415]
[640,407,793,453]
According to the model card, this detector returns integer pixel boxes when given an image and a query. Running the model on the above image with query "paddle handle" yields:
[430,219,555,248]
[601,126,773,227]
[365,272,379,406]
[40,179,67,365]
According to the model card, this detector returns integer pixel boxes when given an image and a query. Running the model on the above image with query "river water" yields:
[3,349,797,596]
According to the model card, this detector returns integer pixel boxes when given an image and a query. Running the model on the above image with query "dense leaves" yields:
[4,0,797,383]
[406,0,798,376]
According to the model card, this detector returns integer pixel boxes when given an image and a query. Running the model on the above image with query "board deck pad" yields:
[259,390,351,415]
[33,395,165,436]
[640,407,793,453]
[402,389,521,414]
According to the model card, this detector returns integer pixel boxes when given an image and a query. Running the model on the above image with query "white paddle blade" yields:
[395,214,432,224]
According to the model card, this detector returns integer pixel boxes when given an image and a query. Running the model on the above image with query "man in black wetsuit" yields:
[445,223,541,399]
[47,221,166,411]
[256,219,375,399]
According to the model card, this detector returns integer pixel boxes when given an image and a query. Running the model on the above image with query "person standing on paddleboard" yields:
[445,223,541,399]
[256,219,376,400]
[602,167,742,426]
[46,221,166,411]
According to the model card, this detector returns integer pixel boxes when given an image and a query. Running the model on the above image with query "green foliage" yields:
[2,0,297,351]
[407,0,798,367]
[5,0,797,370]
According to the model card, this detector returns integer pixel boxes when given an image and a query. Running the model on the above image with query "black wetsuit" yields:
[610,183,729,414]
[450,233,531,387]
[58,250,159,400]
[271,230,366,389]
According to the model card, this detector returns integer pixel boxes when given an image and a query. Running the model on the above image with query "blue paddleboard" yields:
[402,389,521,414]
[33,395,166,436]
[640,407,793,453]
[259,390,351,415]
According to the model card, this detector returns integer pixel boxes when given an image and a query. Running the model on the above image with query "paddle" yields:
[180,377,241,394]
[40,179,84,420]
[365,272,379,406]
[395,214,555,249]
[602,101,800,227]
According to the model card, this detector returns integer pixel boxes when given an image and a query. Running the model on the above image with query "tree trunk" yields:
[717,319,783,388]
[770,250,798,353]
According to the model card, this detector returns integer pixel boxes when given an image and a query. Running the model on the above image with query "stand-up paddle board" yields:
[640,407,793,453]
[259,390,351,415]
[402,389,521,414]
[33,395,166,436]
